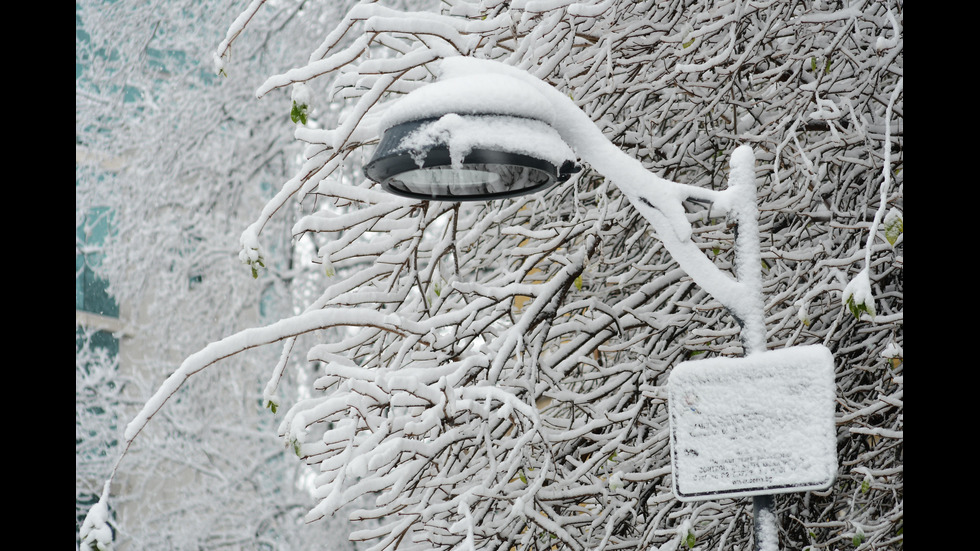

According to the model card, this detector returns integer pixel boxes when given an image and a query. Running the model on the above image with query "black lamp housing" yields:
[364,115,580,202]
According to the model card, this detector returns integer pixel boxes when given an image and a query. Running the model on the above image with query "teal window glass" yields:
[76,207,119,318]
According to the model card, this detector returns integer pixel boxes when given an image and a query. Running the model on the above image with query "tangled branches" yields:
[189,1,905,549]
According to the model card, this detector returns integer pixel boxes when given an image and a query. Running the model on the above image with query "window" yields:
[76,206,119,318]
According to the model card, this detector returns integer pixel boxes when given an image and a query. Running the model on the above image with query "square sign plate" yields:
[668,345,836,501]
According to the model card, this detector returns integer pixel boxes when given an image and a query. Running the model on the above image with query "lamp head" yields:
[363,71,579,201]
[365,115,579,201]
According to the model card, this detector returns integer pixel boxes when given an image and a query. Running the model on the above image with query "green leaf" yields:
[685,531,696,549]
[884,214,903,246]
[266,401,278,414]
[852,533,864,547]
[825,57,832,74]
[810,57,817,72]
[683,38,695,48]
[861,478,870,493]
[846,295,873,320]
[290,101,309,125]
[246,254,266,279]
[574,275,583,290]
[519,470,527,484]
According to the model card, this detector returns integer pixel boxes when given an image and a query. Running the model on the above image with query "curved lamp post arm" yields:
[437,58,765,353]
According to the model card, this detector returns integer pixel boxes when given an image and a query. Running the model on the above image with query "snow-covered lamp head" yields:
[364,64,580,201]
[365,114,581,201]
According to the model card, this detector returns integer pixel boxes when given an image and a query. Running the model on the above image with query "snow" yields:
[379,71,559,130]
[726,145,767,354]
[291,82,313,106]
[395,113,575,169]
[79,482,114,551]
[875,8,901,51]
[881,342,903,359]
[607,470,625,493]
[755,505,779,551]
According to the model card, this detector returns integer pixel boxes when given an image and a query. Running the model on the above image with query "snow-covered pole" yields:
[426,58,777,550]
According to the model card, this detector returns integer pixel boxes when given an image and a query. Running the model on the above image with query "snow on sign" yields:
[668,345,837,501]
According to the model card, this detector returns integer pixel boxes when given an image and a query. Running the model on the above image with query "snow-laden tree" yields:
[82,0,902,550]
[76,0,368,548]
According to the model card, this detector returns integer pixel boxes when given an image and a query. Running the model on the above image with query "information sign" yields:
[668,345,836,501]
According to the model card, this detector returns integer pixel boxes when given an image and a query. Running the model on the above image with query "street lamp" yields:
[365,57,762,346]
[364,57,834,551]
